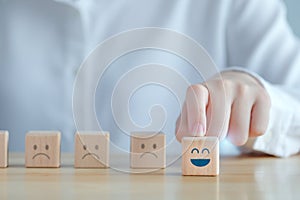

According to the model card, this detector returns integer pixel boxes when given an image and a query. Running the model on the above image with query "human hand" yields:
[175,71,271,146]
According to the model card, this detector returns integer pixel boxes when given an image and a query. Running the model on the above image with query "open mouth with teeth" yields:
[82,153,100,160]
[32,153,50,160]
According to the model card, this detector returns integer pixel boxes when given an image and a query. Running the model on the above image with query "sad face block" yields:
[182,137,219,176]
[0,131,9,168]
[25,131,61,168]
[74,132,109,168]
[130,132,166,169]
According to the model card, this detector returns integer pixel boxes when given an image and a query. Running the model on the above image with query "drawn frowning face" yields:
[32,144,51,160]
[80,143,101,160]
[131,132,166,168]
[25,132,61,168]
[74,132,109,168]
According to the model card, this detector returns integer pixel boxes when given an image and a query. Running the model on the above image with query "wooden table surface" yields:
[0,153,299,200]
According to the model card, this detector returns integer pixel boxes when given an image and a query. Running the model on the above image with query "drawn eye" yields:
[95,145,99,150]
[83,145,87,150]
[33,145,37,150]
[202,148,210,154]
[153,144,157,149]
[191,148,200,154]
[45,145,49,150]
[141,144,145,149]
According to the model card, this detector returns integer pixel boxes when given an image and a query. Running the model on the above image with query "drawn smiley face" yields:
[190,147,211,167]
[182,137,219,175]
[32,144,51,160]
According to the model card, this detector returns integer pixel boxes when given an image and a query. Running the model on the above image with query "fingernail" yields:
[192,122,205,137]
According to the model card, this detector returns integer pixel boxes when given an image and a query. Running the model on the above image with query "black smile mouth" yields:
[82,153,100,160]
[32,153,50,160]
[140,152,158,158]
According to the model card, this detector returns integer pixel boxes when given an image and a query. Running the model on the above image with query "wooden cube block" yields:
[25,131,61,168]
[0,131,9,168]
[182,137,219,176]
[74,131,109,168]
[130,132,166,169]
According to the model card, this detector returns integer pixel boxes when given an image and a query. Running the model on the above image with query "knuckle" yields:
[214,79,227,89]
[236,84,250,96]
[211,79,233,93]
[186,84,208,97]
[222,79,234,89]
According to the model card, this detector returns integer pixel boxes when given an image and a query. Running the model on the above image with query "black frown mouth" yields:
[82,152,100,160]
[140,152,158,158]
[32,153,50,160]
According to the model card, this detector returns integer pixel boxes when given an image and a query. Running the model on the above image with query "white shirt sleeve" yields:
[225,0,300,157]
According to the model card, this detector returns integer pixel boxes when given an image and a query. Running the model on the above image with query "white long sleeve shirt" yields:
[0,0,299,156]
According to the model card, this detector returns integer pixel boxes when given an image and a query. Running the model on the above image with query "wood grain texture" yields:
[1,153,300,200]
[74,131,109,168]
[0,131,8,168]
[25,131,61,168]
[130,132,166,169]
[182,137,219,176]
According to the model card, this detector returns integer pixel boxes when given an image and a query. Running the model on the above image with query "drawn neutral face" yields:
[189,147,211,167]
[131,133,166,168]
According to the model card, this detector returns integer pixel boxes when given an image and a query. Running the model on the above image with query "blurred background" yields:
[285,0,300,36]
[0,0,299,153]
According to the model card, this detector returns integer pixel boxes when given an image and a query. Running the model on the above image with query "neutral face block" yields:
[74,131,109,168]
[130,132,166,169]
[0,131,9,168]
[182,137,219,176]
[25,131,61,168]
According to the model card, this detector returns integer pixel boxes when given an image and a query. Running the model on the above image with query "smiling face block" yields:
[74,132,109,168]
[25,131,61,168]
[130,132,166,169]
[0,131,9,168]
[182,137,219,176]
